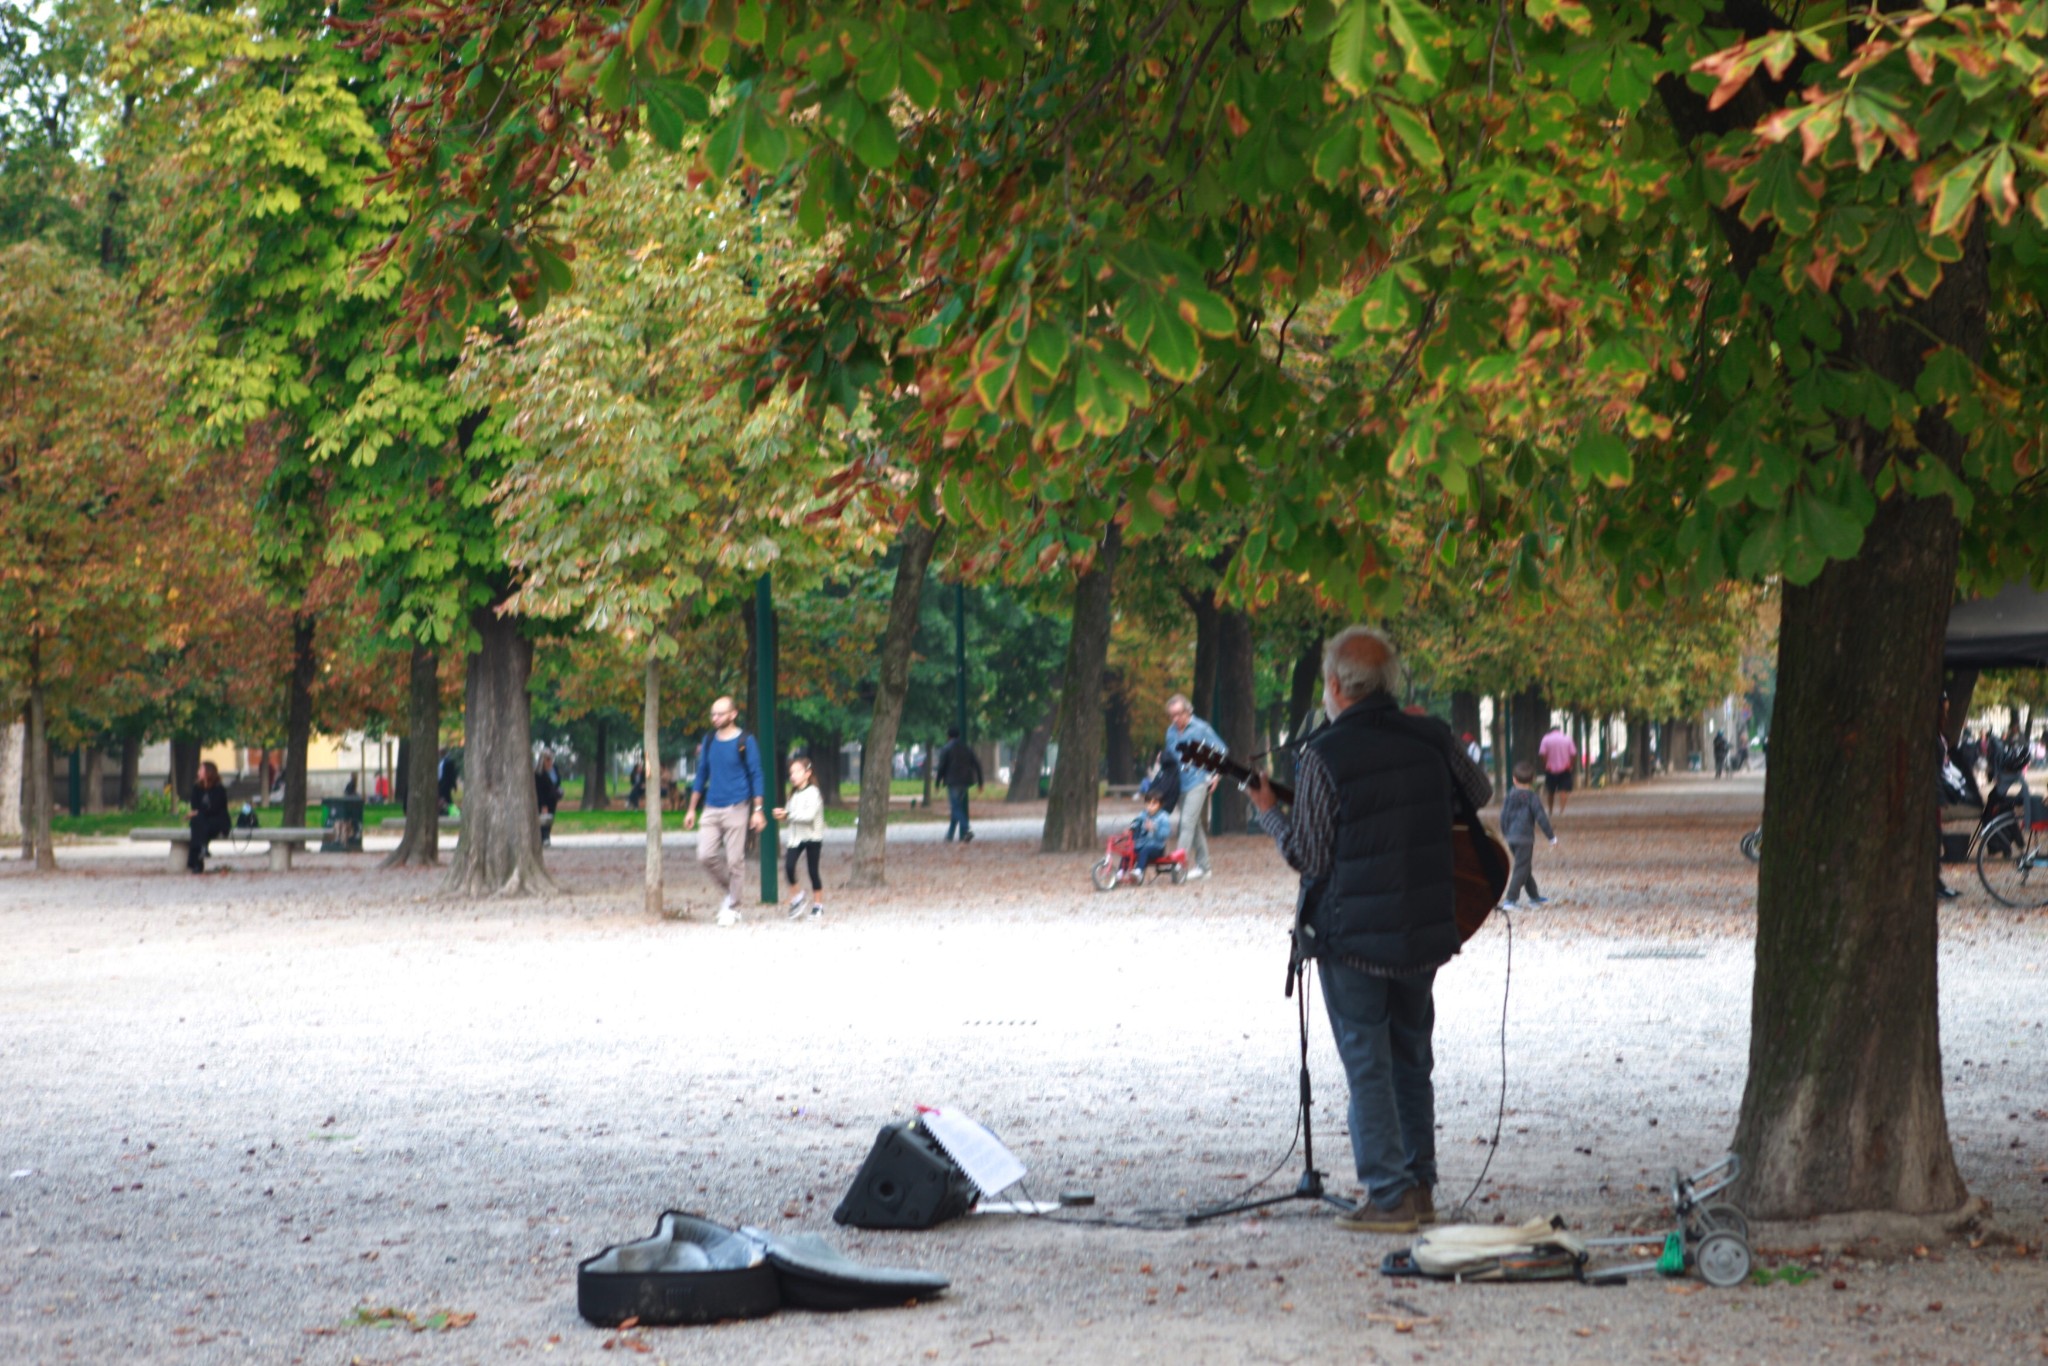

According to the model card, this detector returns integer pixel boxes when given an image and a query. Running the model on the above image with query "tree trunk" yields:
[25,681,54,871]
[117,734,139,810]
[0,718,21,841]
[1941,670,1976,749]
[83,746,107,813]
[282,612,316,828]
[849,517,940,888]
[1041,523,1121,853]
[1187,590,1220,719]
[1005,712,1053,802]
[394,737,411,809]
[816,730,844,805]
[1451,690,1481,752]
[1103,671,1135,785]
[643,648,664,916]
[1509,686,1546,767]
[1491,696,1510,794]
[439,613,556,896]
[382,645,443,869]
[1629,717,1652,779]
[1737,495,1967,1217]
[582,718,610,811]
[169,739,200,803]
[1211,606,1256,834]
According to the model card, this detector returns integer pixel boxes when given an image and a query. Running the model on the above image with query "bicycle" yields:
[1970,737,2048,908]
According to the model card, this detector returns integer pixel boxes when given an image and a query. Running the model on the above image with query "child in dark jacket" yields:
[1499,761,1556,908]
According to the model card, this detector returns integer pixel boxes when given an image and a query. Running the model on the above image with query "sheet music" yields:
[916,1105,1027,1198]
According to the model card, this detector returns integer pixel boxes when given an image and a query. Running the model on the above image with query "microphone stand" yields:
[1187,809,1355,1224]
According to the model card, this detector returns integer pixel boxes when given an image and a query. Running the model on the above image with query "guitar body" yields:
[1177,738,1509,944]
[1452,823,1511,943]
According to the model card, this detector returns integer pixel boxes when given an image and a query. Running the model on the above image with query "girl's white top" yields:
[784,785,826,844]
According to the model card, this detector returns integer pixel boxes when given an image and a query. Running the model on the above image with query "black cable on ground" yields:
[1448,904,1512,1223]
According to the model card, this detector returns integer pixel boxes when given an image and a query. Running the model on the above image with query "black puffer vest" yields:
[1303,696,1461,971]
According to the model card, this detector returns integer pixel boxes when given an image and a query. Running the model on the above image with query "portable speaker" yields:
[832,1121,979,1230]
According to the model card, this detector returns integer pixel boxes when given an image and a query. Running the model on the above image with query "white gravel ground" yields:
[2,773,2044,1365]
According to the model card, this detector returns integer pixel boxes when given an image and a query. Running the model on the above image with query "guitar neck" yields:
[1182,750,1294,805]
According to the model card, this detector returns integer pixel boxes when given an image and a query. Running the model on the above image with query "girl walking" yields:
[773,755,826,919]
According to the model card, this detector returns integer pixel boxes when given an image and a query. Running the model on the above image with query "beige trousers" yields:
[1174,779,1214,873]
[697,803,752,901]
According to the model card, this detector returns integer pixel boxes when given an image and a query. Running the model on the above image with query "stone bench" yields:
[130,827,330,873]
[1105,784,1143,799]
[379,816,460,830]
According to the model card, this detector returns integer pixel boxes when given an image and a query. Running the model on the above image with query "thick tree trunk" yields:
[1005,713,1053,802]
[581,718,611,811]
[441,611,556,897]
[0,719,21,841]
[25,682,54,871]
[1737,495,1968,1217]
[382,645,443,869]
[1211,606,1256,834]
[394,737,411,809]
[1629,717,1653,779]
[1451,690,1482,753]
[117,734,139,810]
[849,517,940,888]
[1509,685,1545,767]
[82,747,107,813]
[816,730,844,805]
[643,649,664,916]
[1042,524,1121,853]
[1187,591,1220,719]
[282,613,316,828]
[169,739,200,803]
[1103,671,1135,785]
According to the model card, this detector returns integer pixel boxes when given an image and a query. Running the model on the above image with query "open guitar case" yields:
[577,1211,949,1327]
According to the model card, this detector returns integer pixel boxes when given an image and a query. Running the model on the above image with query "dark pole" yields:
[954,582,969,741]
[68,747,82,817]
[756,573,779,903]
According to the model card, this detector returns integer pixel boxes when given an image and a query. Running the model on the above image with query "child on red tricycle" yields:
[1093,793,1187,890]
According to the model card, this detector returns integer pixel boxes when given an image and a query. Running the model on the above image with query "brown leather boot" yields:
[1334,1186,1426,1234]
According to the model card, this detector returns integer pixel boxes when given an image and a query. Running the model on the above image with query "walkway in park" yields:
[2,774,2044,1364]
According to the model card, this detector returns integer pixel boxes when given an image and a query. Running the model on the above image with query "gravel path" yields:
[2,773,2044,1364]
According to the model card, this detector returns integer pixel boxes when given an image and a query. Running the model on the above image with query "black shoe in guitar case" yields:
[577,1211,949,1327]
[832,1120,980,1230]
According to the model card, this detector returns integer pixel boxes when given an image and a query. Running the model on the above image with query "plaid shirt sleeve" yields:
[1444,732,1494,810]
[1254,748,1337,881]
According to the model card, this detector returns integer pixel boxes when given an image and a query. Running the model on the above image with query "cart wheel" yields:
[1696,1203,1751,1242]
[1694,1231,1752,1288]
[1739,829,1761,864]
[1091,858,1119,892]
[1170,862,1188,885]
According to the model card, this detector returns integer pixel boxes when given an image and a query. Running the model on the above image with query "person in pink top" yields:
[1537,724,1578,816]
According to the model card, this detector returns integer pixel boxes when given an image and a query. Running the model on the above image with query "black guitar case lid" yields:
[578,1211,948,1327]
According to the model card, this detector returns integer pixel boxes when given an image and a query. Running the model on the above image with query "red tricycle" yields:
[1092,827,1187,890]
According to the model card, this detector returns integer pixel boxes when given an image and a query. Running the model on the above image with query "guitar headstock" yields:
[1176,740,1230,775]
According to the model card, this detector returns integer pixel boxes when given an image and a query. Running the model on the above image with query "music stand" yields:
[1186,930,1355,1223]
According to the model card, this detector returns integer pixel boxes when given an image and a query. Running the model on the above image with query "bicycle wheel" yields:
[1974,814,2048,908]
[1739,828,1761,864]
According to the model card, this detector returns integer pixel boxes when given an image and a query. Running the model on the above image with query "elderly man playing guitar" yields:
[1235,625,1495,1235]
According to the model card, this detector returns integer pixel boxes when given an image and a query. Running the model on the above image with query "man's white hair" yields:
[1323,625,1404,702]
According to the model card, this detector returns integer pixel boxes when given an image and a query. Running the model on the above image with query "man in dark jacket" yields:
[934,728,984,842]
[1246,625,1491,1234]
[534,751,562,846]
[187,761,231,874]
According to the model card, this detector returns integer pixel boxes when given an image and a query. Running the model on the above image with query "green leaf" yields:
[856,44,899,103]
[1382,101,1443,168]
[1117,291,1159,352]
[820,87,868,146]
[1173,287,1236,338]
[596,48,631,109]
[1026,324,1070,379]
[1570,430,1632,488]
[740,106,790,171]
[901,49,944,109]
[1383,0,1449,87]
[850,111,900,169]
[1329,0,1377,96]
[1250,0,1298,20]
[641,77,710,151]
[1928,152,1990,238]
[733,0,765,45]
[1146,309,1201,382]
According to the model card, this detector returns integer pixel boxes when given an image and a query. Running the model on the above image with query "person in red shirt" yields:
[1537,725,1578,817]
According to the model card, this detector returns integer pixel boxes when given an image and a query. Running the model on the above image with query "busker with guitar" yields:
[1236,625,1495,1235]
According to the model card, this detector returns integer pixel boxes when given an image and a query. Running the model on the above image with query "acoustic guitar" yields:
[1174,740,1509,943]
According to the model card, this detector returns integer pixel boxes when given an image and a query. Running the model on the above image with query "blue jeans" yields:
[945,786,972,840]
[1134,840,1167,873]
[1318,958,1438,1206]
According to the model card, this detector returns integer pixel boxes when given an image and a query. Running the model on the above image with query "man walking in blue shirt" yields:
[683,695,766,926]
[1164,692,1226,878]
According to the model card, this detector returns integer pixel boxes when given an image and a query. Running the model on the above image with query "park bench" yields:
[129,827,330,873]
[379,816,460,830]
[1104,783,1143,799]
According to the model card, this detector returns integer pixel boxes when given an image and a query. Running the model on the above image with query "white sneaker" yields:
[786,890,809,920]
[716,905,743,927]
[1185,867,1209,880]
[1499,899,1521,911]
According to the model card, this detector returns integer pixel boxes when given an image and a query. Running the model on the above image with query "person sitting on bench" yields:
[188,761,231,874]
